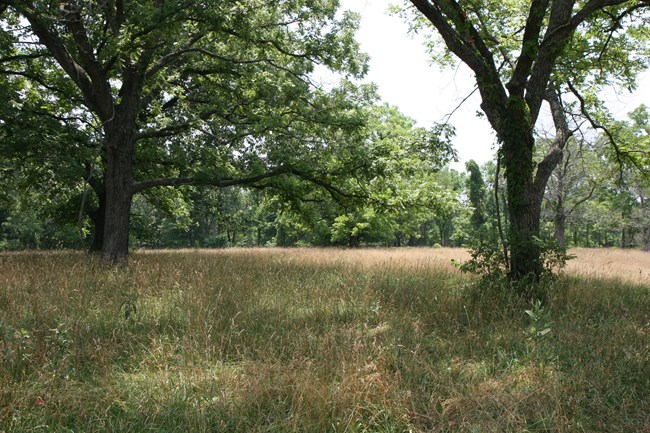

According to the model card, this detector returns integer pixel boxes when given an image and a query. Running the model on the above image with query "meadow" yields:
[1,247,648,432]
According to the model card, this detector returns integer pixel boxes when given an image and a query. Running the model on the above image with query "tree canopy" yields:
[1,0,375,261]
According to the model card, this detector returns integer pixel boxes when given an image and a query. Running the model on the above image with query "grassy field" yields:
[1,248,648,432]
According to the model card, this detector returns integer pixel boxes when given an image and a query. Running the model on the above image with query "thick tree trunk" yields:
[506,191,543,282]
[101,136,135,264]
[501,99,544,283]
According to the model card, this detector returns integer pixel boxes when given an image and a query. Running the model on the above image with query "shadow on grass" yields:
[2,252,649,432]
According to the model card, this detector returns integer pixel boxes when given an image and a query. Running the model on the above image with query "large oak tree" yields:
[1,0,368,263]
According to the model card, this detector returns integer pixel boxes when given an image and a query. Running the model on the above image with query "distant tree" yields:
[609,105,650,249]
[539,137,598,247]
[465,160,486,240]
[541,105,650,249]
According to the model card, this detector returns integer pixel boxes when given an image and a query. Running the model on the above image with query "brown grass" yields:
[140,246,650,286]
[138,246,471,272]
[1,247,649,432]
[563,248,650,286]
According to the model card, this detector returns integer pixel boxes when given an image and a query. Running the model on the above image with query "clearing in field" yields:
[1,248,648,432]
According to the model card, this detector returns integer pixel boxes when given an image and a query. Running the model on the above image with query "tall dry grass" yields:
[0,247,648,432]
[563,247,650,285]
[146,246,650,285]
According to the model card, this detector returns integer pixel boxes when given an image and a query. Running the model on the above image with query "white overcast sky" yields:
[338,0,650,170]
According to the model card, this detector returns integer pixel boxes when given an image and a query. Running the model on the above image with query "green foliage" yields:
[457,234,572,303]
[455,239,508,281]
[0,0,378,258]
[539,105,650,249]
[464,159,487,238]
[524,300,552,342]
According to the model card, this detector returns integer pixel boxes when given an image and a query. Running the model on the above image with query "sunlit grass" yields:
[563,247,650,285]
[1,248,648,432]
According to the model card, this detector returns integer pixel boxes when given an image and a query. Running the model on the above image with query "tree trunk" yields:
[501,100,543,283]
[506,191,543,282]
[101,135,135,264]
[553,195,566,248]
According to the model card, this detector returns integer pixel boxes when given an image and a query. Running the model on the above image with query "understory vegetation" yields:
[1,248,648,432]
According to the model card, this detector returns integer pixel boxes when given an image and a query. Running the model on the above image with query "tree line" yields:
[3,103,648,252]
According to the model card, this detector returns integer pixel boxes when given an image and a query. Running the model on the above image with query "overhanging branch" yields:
[566,80,626,170]
[131,168,291,193]
[131,166,366,203]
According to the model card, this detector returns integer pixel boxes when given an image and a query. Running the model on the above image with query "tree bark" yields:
[554,199,567,248]
[101,127,135,264]
[500,98,543,282]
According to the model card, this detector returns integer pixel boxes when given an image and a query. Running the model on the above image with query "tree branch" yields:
[567,181,597,215]
[0,52,49,63]
[144,33,205,79]
[9,2,113,121]
[507,0,550,96]
[131,168,291,194]
[566,80,626,171]
[533,87,573,196]
[526,0,641,122]
[408,0,508,129]
[62,2,115,118]
[0,68,82,99]
[135,122,193,141]
[131,165,365,204]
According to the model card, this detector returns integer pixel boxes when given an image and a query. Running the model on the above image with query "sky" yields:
[337,0,650,170]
